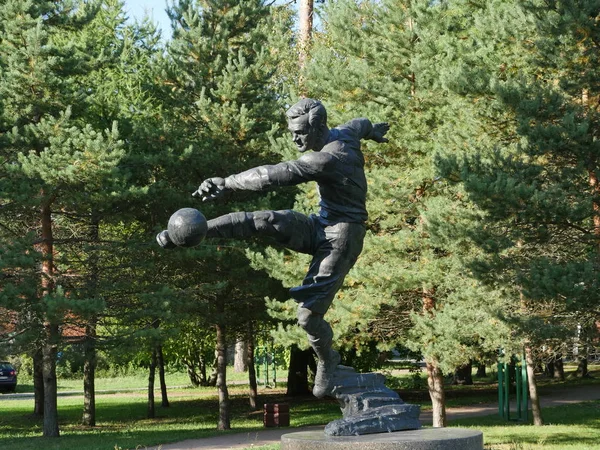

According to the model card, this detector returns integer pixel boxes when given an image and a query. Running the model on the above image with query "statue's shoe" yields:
[156,230,177,249]
[313,350,341,398]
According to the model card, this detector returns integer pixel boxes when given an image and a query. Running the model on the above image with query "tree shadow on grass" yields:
[0,390,339,450]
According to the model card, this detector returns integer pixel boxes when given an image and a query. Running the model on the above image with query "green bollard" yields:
[498,353,529,421]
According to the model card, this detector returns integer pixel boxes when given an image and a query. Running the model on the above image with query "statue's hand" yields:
[369,122,390,143]
[193,177,226,201]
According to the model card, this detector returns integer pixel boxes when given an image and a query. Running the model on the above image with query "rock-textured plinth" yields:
[324,365,421,436]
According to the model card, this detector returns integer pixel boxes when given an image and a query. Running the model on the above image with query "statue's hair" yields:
[286,98,327,128]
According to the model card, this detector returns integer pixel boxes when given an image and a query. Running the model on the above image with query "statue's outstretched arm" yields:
[193,152,334,202]
[340,118,389,143]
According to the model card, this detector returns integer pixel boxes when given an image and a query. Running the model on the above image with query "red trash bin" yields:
[263,403,290,427]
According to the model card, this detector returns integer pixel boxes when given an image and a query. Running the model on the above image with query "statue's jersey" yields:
[224,118,373,224]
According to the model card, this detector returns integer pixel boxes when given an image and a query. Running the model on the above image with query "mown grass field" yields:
[0,386,340,450]
[1,365,598,450]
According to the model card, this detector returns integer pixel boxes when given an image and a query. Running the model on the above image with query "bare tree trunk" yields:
[216,319,230,430]
[147,348,157,419]
[553,354,564,381]
[82,320,97,426]
[423,287,446,427]
[40,200,59,437]
[426,361,447,427]
[157,345,169,407]
[33,348,44,416]
[83,216,99,426]
[298,0,314,71]
[42,331,59,437]
[453,361,473,385]
[476,363,487,378]
[524,345,543,426]
[247,322,258,410]
[234,338,248,373]
[576,355,589,377]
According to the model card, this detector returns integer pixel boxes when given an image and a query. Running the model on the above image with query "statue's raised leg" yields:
[207,210,316,254]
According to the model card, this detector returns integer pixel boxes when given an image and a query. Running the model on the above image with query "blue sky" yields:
[123,0,301,40]
[123,0,172,39]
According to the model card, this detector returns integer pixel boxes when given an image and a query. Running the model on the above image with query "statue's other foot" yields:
[313,350,341,398]
[156,230,177,249]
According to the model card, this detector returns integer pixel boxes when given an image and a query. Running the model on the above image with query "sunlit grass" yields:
[2,365,599,450]
[455,401,600,450]
[0,388,340,450]
[13,366,272,394]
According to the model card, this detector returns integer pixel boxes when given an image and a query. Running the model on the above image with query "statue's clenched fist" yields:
[369,122,390,143]
[192,177,226,201]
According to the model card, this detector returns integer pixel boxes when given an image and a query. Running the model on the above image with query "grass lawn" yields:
[456,400,600,449]
[1,364,598,450]
[0,388,341,450]
[12,366,272,394]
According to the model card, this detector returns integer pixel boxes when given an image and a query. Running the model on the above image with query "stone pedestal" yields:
[281,428,484,450]
[325,365,421,436]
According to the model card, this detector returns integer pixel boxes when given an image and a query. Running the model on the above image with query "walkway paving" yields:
[153,384,600,450]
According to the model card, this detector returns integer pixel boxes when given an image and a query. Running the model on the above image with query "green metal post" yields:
[273,350,276,386]
[498,361,504,418]
[504,361,510,420]
[522,354,529,421]
[264,346,269,387]
[516,361,522,420]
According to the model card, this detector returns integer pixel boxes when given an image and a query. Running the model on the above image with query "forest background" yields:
[0,0,599,437]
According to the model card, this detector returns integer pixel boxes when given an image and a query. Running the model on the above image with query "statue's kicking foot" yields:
[156,230,177,249]
[313,350,341,398]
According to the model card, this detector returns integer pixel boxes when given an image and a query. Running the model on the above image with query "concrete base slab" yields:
[281,428,483,450]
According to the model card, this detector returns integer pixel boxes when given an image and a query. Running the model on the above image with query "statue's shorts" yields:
[207,209,366,315]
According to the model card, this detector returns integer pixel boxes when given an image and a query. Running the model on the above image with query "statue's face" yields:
[288,114,317,153]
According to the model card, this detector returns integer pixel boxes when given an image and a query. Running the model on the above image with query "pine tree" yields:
[142,0,293,429]
[429,0,600,425]
[0,0,126,436]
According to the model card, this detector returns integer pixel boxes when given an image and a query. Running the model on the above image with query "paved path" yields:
[153,384,600,450]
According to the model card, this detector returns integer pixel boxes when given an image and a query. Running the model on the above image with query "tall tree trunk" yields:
[453,361,473,385]
[40,200,59,437]
[423,287,446,427]
[553,354,564,381]
[476,363,487,378]
[157,345,169,408]
[426,361,447,427]
[247,321,258,410]
[215,295,230,430]
[298,0,314,71]
[42,332,59,437]
[286,345,311,396]
[82,319,97,426]
[524,345,543,426]
[576,355,589,378]
[82,216,99,426]
[215,317,230,430]
[147,348,157,419]
[234,338,248,373]
[33,348,44,416]
[545,360,554,378]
